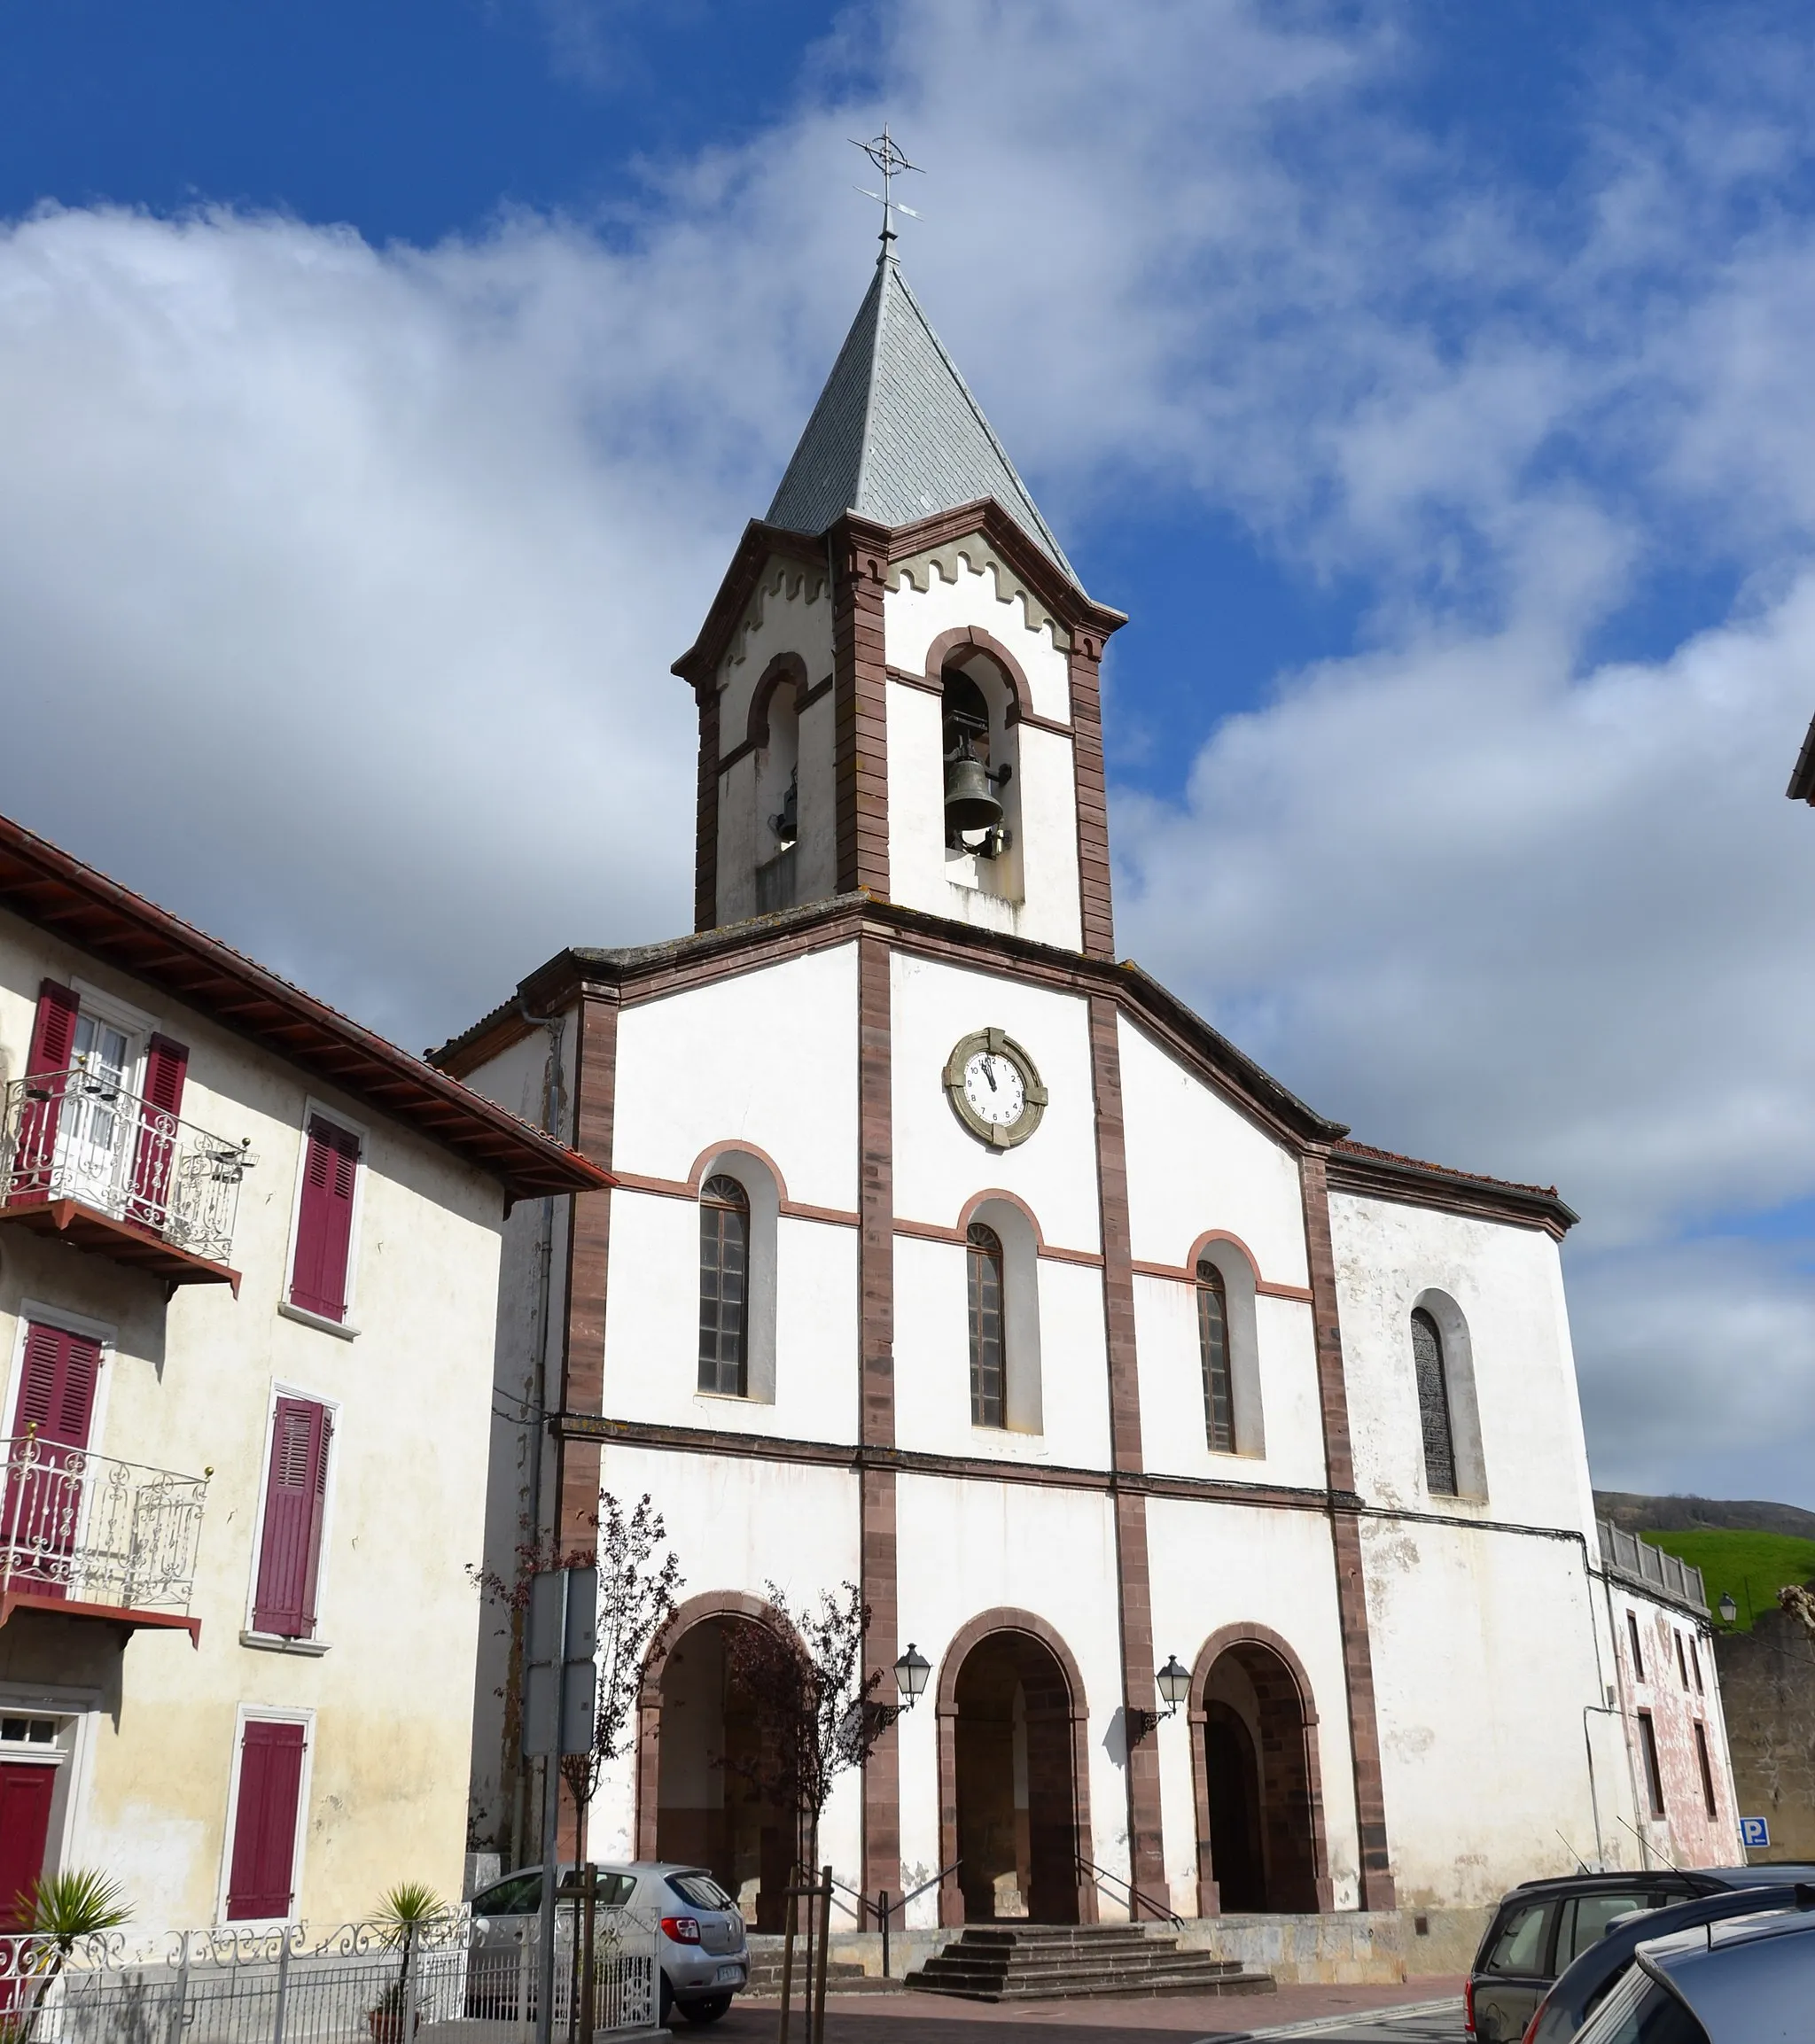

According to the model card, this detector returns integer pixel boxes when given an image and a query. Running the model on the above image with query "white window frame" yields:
[277,1098,370,1339]
[67,978,159,1091]
[215,1705,316,1928]
[239,1380,342,1657]
[0,1679,101,1885]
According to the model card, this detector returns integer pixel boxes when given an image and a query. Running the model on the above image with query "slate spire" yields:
[766,252,1076,580]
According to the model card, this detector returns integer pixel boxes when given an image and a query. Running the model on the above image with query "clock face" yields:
[944,1030,1048,1148]
[963,1049,1025,1127]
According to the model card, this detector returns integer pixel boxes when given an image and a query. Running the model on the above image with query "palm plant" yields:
[369,1882,447,2042]
[14,1869,131,2042]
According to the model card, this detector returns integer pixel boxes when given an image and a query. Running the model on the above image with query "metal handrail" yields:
[0,1431,208,1612]
[1076,1854,1182,1930]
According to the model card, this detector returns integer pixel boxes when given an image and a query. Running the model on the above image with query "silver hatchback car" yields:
[469,1861,749,2025]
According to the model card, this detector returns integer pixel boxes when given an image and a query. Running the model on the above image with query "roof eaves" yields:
[1788,711,1815,802]
[0,814,609,1201]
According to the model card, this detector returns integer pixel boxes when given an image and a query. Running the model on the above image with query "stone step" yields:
[901,1924,1274,2004]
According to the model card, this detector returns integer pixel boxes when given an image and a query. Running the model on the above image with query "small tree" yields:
[718,1581,885,1883]
[14,1869,131,2043]
[561,1494,682,1863]
[472,1492,682,1867]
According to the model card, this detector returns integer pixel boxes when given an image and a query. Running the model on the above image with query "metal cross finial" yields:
[851,123,923,255]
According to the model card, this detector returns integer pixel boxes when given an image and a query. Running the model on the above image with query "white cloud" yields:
[4,2,1815,1500]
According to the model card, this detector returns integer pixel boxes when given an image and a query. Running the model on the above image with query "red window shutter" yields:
[225,1720,307,1920]
[0,1762,58,1932]
[2,1324,101,1599]
[289,1118,359,1320]
[10,982,80,1205]
[127,1035,189,1230]
[253,1398,331,1638]
[12,1323,99,1449]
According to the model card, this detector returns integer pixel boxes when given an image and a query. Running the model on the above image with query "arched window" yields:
[1196,1258,1235,1452]
[966,1221,1005,1428]
[698,1174,750,1396]
[1411,1306,1457,1496]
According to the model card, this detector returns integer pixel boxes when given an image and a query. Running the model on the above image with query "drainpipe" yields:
[510,998,568,1871]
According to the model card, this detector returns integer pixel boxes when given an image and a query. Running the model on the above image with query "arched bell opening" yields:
[1188,1628,1330,1916]
[647,1611,794,1930]
[939,657,1019,889]
[938,1621,1092,1926]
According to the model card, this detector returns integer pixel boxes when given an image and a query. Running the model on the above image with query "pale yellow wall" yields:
[0,906,505,1934]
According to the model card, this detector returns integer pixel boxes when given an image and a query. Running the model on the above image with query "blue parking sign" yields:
[1741,1815,1771,1848]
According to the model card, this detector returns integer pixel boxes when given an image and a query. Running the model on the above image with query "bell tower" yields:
[673,247,1126,958]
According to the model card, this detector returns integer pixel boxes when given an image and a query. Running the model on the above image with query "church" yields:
[436,237,1739,1939]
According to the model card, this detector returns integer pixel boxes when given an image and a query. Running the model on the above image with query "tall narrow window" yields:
[127,1035,189,1229]
[1410,1308,1456,1496]
[290,1117,360,1322]
[1637,1711,1665,1817]
[1196,1259,1235,1452]
[967,1222,1005,1428]
[253,1398,333,1639]
[1675,1632,1690,1687]
[1627,1611,1646,1683]
[9,982,80,1205]
[1694,1722,1717,1818]
[1691,1636,1704,1694]
[226,1718,308,1919]
[697,1175,749,1396]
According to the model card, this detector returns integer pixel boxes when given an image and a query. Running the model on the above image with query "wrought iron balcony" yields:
[0,1063,253,1287]
[0,1431,207,1641]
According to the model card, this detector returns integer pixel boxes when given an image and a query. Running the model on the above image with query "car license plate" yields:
[714,1965,744,1985]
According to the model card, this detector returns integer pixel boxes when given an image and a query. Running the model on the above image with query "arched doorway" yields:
[937,1616,1093,1926]
[639,1602,792,1931]
[1189,1627,1331,1916]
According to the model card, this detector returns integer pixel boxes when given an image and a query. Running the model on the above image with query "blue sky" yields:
[2,2,1814,1501]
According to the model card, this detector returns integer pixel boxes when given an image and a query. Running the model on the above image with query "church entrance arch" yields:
[636,1593,794,1931]
[936,1611,1094,1927]
[1188,1625,1332,1916]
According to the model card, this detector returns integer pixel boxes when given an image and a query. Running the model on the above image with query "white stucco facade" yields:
[0,867,596,1938]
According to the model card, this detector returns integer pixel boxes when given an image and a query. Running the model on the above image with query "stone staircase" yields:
[902,1922,1276,2002]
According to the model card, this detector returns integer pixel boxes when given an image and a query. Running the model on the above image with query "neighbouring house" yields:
[440,237,1745,1939]
[1596,1525,1740,1872]
[0,813,606,1934]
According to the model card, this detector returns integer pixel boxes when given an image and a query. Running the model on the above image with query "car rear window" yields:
[1560,1894,1666,1968]
[667,1873,734,1911]
[1574,1962,1709,2044]
[1484,1900,1552,1975]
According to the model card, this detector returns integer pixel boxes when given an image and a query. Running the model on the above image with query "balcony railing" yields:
[0,1431,207,1617]
[1598,1519,1708,1614]
[0,1064,253,1272]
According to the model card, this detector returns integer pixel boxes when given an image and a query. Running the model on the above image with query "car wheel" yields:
[681,1994,732,2025]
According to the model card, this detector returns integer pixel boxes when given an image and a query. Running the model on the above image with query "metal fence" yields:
[0,1434,207,1613]
[0,1064,253,1267]
[0,1912,659,2044]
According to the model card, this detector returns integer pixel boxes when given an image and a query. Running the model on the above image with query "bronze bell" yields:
[944,753,1005,834]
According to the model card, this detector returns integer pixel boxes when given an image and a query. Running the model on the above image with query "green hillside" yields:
[1641,1528,1815,1630]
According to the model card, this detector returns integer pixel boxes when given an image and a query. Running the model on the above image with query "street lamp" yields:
[894,1643,931,1708]
[1157,1654,1191,1717]
[1718,1592,1739,1626]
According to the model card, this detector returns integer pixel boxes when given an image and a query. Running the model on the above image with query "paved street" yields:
[726,1981,1467,2044]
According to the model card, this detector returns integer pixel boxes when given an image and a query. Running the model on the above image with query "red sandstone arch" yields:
[954,1187,1047,1247]
[1187,1622,1332,1916]
[744,651,809,750]
[935,1608,1095,1927]
[634,1589,798,1861]
[923,626,1035,725]
[685,1139,791,1206]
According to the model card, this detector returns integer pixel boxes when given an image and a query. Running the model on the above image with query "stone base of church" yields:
[797,1908,1492,1987]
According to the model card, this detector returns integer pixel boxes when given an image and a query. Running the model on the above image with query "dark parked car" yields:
[1523,1884,1808,2043]
[1571,1899,1815,2043]
[1466,1866,1815,2044]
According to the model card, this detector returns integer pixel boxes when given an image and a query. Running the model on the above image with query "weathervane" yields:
[851,124,923,253]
